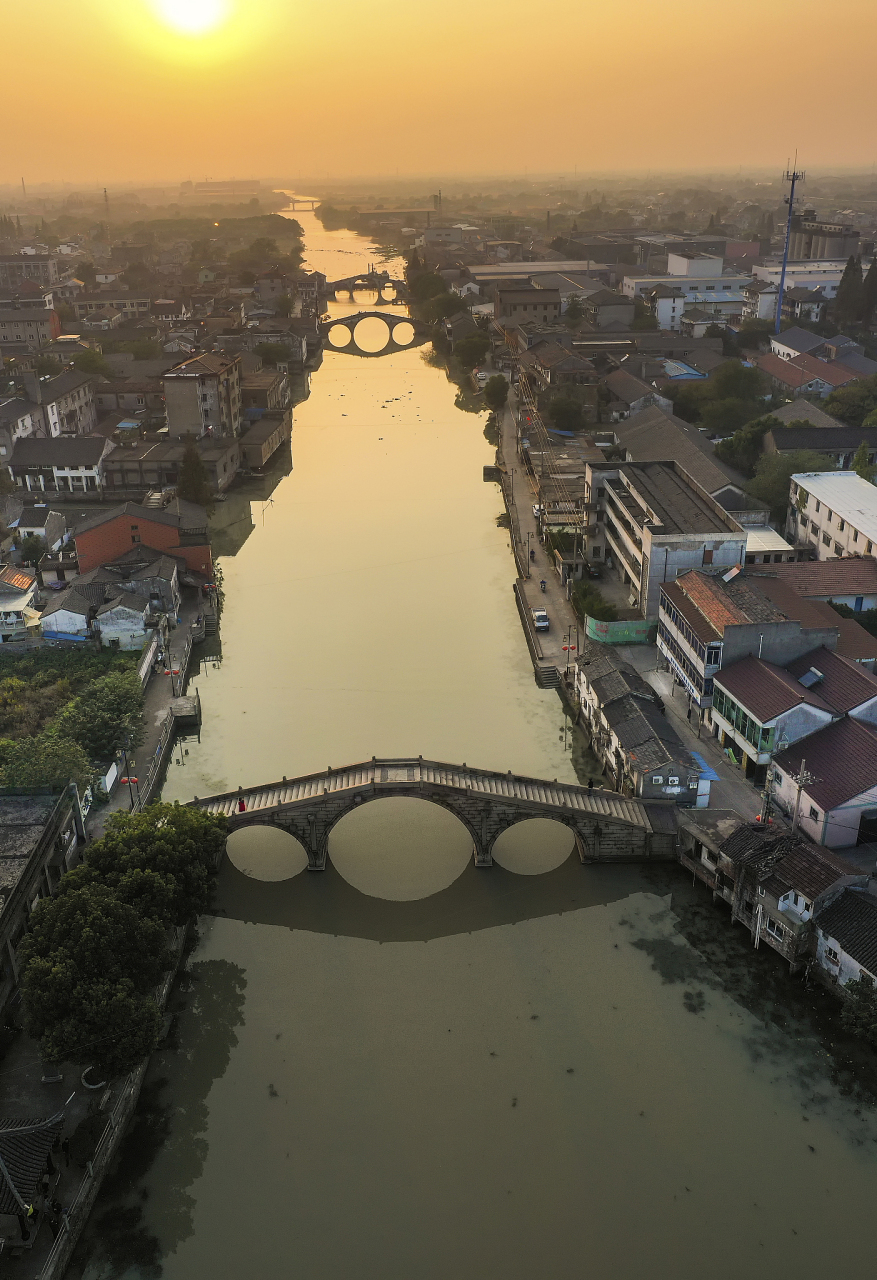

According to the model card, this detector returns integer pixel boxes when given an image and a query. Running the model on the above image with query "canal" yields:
[74,206,877,1280]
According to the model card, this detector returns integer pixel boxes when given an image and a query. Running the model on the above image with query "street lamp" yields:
[526,530,533,577]
[562,625,578,673]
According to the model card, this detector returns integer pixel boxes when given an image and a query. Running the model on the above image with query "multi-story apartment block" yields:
[583,459,747,618]
[0,254,61,288]
[163,352,242,441]
[787,472,877,560]
[0,308,61,348]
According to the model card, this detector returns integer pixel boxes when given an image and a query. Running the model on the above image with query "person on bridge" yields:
[238,797,246,812]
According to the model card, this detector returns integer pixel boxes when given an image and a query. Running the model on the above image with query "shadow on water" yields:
[629,864,877,1115]
[209,845,644,943]
[68,956,247,1279]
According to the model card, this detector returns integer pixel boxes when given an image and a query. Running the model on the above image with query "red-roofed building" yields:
[72,502,212,577]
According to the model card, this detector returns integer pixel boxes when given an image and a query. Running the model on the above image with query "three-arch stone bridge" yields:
[189,757,678,870]
[320,312,432,357]
[325,271,408,303]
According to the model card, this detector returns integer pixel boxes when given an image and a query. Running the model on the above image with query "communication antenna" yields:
[775,157,805,335]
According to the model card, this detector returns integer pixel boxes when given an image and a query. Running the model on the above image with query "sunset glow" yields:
[153,0,230,35]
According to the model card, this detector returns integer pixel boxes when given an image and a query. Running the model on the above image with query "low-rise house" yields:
[607,405,747,502]
[239,408,293,470]
[770,327,827,360]
[493,284,561,324]
[518,342,596,390]
[0,564,39,643]
[602,369,673,419]
[7,434,112,494]
[814,886,877,986]
[102,437,240,495]
[0,396,42,464]
[0,789,86,1017]
[771,716,877,848]
[8,503,67,552]
[763,425,877,471]
[582,289,635,330]
[241,366,290,411]
[746,556,877,612]
[753,351,841,399]
[782,286,828,324]
[82,307,123,331]
[94,378,165,417]
[72,499,212,577]
[93,591,154,649]
[742,280,779,321]
[72,293,151,321]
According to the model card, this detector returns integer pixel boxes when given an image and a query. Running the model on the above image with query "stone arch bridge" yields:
[320,312,432,357]
[325,271,408,303]
[189,757,677,870]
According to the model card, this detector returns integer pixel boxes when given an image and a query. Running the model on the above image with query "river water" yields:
[73,207,877,1280]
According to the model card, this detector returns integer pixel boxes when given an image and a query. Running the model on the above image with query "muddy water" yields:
[73,208,877,1280]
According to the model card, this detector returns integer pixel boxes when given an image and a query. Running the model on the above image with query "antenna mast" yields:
[775,159,805,335]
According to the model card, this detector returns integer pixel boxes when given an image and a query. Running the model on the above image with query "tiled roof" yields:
[785,647,877,714]
[661,579,722,644]
[613,405,742,497]
[746,557,877,598]
[774,717,877,810]
[604,369,660,406]
[754,352,813,388]
[773,327,826,355]
[715,654,834,722]
[770,400,844,429]
[0,1115,64,1216]
[675,570,751,631]
[8,435,109,468]
[816,888,877,975]
[763,842,855,900]
[0,565,35,593]
[791,353,859,387]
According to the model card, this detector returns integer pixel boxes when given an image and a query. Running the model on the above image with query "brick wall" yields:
[75,516,212,577]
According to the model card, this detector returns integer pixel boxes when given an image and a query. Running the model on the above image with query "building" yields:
[240,366,290,411]
[814,886,877,987]
[771,715,877,848]
[576,647,708,805]
[602,370,673,419]
[581,289,635,329]
[752,260,847,298]
[102,437,240,495]
[607,405,749,502]
[7,435,113,494]
[744,525,797,565]
[787,212,859,261]
[584,459,747,618]
[34,369,99,437]
[0,789,86,1016]
[0,396,42,463]
[782,286,828,324]
[742,280,779,321]
[0,564,39,643]
[72,293,151,321]
[493,284,561,324]
[788,472,877,560]
[657,566,844,714]
[764,425,877,472]
[745,557,877,612]
[676,814,863,971]
[753,351,858,400]
[238,408,293,469]
[711,644,877,784]
[0,308,60,348]
[0,254,61,288]
[72,500,212,577]
[163,352,242,440]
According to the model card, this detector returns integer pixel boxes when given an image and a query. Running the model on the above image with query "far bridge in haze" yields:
[320,312,432,357]
[324,270,408,303]
[189,757,677,869]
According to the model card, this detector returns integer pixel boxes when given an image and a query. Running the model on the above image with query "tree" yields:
[50,670,144,763]
[35,355,62,377]
[254,342,291,367]
[453,332,491,372]
[746,449,833,526]
[425,292,466,323]
[563,296,584,326]
[547,395,585,432]
[825,375,877,428]
[862,259,877,329]
[409,273,447,303]
[176,436,214,512]
[275,294,294,317]
[0,731,94,792]
[852,440,876,483]
[17,534,46,565]
[72,349,112,378]
[714,414,784,476]
[834,255,864,328]
[76,260,97,287]
[483,375,509,411]
[249,236,278,258]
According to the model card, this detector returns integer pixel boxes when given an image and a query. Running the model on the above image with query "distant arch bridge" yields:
[189,757,677,870]
[325,271,408,303]
[320,312,432,357]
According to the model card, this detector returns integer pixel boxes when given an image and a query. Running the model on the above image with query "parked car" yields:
[584,562,602,579]
[533,504,544,519]
[531,607,549,631]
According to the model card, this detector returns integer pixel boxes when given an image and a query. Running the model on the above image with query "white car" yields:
[533,504,543,519]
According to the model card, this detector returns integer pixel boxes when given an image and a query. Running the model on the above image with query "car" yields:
[584,563,602,579]
[530,607,549,632]
[533,504,544,519]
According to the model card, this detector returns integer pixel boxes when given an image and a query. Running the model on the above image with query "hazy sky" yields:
[3,0,877,185]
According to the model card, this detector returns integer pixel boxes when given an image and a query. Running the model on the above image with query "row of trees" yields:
[833,256,877,331]
[668,359,772,438]
[19,805,227,1077]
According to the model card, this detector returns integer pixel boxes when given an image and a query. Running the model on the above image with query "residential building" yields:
[584,459,747,618]
[240,366,290,411]
[742,280,779,321]
[93,379,165,418]
[606,405,749,502]
[746,556,877,612]
[711,644,877,784]
[0,564,39,643]
[581,289,634,329]
[770,327,827,361]
[814,886,877,987]
[239,408,293,470]
[254,269,294,301]
[764,424,877,471]
[0,254,61,288]
[788,471,877,560]
[0,308,60,348]
[753,351,857,399]
[493,284,561,324]
[34,369,99,436]
[752,261,848,297]
[744,526,797,565]
[576,647,708,805]
[517,343,596,390]
[72,500,212,577]
[0,789,86,1017]
[8,503,67,552]
[676,814,863,971]
[602,370,673,419]
[771,716,877,848]
[657,566,843,714]
[102,437,240,495]
[7,435,113,493]
[82,307,123,331]
[72,293,151,321]
[782,286,828,324]
[163,352,242,440]
[0,397,43,463]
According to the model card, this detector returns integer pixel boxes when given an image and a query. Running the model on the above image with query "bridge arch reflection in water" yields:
[321,312,429,357]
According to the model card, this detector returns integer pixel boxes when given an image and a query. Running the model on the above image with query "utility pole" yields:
[790,757,816,836]
[21,177,26,198]
[775,160,806,335]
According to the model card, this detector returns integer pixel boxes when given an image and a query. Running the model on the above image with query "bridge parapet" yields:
[190,757,677,870]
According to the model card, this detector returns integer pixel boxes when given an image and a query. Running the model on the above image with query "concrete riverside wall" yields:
[586,615,654,645]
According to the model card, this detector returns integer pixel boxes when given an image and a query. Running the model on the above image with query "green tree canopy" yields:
[862,260,877,329]
[852,440,876,483]
[714,414,785,476]
[453,332,491,372]
[176,436,214,511]
[746,449,833,526]
[826,375,877,429]
[483,374,509,411]
[72,349,113,378]
[563,296,584,326]
[834,255,864,327]
[547,395,585,432]
[17,534,46,565]
[254,342,292,367]
[0,732,93,792]
[50,669,144,764]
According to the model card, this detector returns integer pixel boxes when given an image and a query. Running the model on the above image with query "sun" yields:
[153,0,230,35]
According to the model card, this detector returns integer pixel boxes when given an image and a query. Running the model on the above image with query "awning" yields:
[690,750,721,782]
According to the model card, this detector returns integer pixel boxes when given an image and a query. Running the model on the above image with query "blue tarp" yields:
[690,750,721,781]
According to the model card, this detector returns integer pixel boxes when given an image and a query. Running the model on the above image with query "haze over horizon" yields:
[3,0,876,186]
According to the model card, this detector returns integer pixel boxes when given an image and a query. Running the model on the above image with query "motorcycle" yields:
[540,579,546,592]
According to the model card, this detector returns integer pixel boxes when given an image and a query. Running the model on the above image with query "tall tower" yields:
[775,162,805,334]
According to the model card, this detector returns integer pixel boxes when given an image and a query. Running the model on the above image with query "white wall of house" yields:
[40,606,89,637]
[815,927,876,985]
[97,606,150,650]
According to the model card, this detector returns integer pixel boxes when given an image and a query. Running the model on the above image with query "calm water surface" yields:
[74,207,877,1280]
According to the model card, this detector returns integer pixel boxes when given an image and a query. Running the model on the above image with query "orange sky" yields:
[3,0,876,185]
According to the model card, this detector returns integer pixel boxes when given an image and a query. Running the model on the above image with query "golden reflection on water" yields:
[226,826,309,881]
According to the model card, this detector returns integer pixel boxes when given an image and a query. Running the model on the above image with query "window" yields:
[815,501,821,513]
[766,917,785,941]
[651,775,664,784]
[854,531,859,543]
[825,946,839,964]
[839,520,845,532]
[822,533,831,547]
[703,549,713,565]
[811,520,819,533]
[809,806,818,820]
[869,542,874,554]
[835,544,843,556]
[707,647,720,665]
[758,887,765,897]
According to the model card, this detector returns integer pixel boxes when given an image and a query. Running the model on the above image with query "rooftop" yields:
[746,556,877,598]
[815,887,877,975]
[714,653,834,722]
[612,405,744,498]
[8,435,109,468]
[792,472,877,544]
[774,716,877,810]
[616,460,744,537]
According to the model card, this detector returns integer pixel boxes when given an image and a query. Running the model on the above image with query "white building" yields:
[751,261,847,299]
[815,886,877,986]
[788,472,877,560]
